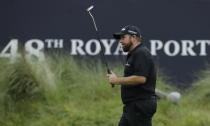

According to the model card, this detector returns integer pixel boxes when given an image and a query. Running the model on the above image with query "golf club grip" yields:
[107,69,115,88]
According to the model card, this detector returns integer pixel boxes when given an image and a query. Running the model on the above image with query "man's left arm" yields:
[107,51,150,86]
[107,72,146,86]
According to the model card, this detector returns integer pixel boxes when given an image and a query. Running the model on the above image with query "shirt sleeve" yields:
[132,51,150,77]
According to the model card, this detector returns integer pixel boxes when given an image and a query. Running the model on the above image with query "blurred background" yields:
[0,0,210,126]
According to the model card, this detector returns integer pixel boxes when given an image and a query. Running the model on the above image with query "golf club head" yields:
[86,5,94,12]
[167,92,181,104]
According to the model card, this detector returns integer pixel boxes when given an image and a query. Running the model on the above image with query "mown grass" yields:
[0,54,209,126]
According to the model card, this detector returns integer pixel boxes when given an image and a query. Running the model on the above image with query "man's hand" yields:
[107,71,119,85]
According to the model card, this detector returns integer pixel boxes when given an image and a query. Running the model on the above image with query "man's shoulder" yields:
[134,45,151,57]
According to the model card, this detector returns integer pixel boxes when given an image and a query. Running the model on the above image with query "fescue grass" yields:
[0,53,209,126]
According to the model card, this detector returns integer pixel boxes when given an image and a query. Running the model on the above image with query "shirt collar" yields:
[128,43,143,55]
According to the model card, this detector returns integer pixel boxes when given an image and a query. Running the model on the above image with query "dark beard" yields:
[122,44,130,52]
[122,41,132,52]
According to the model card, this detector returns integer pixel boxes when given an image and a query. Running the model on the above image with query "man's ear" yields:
[131,35,137,41]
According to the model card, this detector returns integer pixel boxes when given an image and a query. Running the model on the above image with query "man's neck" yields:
[129,42,141,52]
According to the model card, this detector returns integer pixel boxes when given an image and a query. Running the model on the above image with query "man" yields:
[107,25,157,126]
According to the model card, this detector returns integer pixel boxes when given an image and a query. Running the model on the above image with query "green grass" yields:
[0,54,209,126]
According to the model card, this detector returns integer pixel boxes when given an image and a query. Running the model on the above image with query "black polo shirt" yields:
[121,43,156,104]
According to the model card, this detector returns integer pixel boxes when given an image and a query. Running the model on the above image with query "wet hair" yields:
[136,36,141,42]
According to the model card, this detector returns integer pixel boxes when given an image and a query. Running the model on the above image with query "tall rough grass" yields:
[0,53,209,126]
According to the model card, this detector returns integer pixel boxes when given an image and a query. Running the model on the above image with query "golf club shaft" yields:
[155,89,167,99]
[87,9,114,88]
[95,30,115,88]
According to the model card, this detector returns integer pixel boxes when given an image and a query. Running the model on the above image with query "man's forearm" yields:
[115,75,146,86]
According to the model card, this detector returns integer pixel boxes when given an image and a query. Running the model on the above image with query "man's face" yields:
[119,34,132,52]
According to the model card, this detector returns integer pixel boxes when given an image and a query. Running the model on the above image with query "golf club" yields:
[155,89,181,104]
[86,5,114,88]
